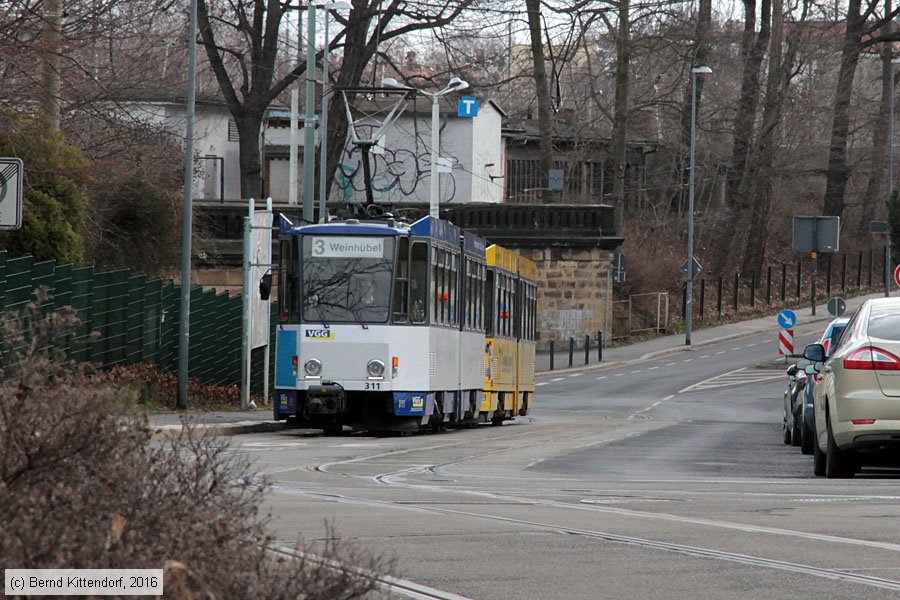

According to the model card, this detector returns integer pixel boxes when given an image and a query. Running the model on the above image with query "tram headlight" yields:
[304,358,322,376]
[367,359,385,378]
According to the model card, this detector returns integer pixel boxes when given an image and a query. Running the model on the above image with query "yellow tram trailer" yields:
[481,244,538,424]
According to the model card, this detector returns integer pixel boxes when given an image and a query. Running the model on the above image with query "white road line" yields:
[683,358,693,363]
[614,373,624,377]
[733,347,742,351]
[700,355,710,359]
[536,382,548,386]
[630,370,643,374]
[747,343,757,347]
[551,377,565,382]
[716,351,726,355]
[569,373,584,377]
[596,376,607,380]
[666,362,677,366]
[648,366,659,371]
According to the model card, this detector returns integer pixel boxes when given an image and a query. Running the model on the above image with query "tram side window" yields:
[278,237,300,321]
[485,270,495,336]
[478,264,485,331]
[498,275,508,338]
[531,283,538,341]
[410,241,428,324]
[450,252,458,326]
[392,237,409,323]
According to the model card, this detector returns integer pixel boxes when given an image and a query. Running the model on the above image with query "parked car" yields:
[782,364,807,446]
[804,298,900,478]
[799,317,849,455]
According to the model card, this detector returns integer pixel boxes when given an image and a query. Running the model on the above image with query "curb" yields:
[152,420,286,438]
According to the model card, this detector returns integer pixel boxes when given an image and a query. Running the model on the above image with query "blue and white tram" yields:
[272,214,488,433]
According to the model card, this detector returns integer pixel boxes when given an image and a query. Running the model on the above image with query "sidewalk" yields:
[536,292,883,375]
[149,409,284,437]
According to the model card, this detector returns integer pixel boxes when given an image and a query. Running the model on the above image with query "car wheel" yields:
[800,420,814,455]
[791,415,802,447]
[825,418,854,479]
[813,438,826,476]
[782,412,792,445]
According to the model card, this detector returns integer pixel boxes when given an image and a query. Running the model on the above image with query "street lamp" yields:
[686,65,712,346]
[886,57,900,297]
[317,1,352,223]
[382,76,469,218]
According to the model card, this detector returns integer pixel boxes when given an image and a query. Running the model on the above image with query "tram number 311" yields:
[365,382,383,390]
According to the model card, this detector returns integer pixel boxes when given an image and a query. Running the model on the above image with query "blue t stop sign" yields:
[777,309,797,329]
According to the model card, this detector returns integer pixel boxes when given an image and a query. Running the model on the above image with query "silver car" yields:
[804,298,900,478]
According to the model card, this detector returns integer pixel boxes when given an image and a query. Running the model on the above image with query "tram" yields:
[272,213,537,433]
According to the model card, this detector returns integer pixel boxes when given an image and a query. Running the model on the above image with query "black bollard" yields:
[568,337,574,367]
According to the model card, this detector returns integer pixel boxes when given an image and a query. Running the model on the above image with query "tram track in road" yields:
[270,486,900,593]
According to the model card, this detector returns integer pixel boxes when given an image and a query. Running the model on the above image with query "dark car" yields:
[783,364,808,446]
[799,317,849,455]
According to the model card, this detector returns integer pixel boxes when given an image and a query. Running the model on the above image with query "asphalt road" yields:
[230,322,900,600]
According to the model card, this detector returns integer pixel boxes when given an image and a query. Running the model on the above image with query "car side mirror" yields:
[803,343,826,363]
[259,273,272,301]
[804,364,819,375]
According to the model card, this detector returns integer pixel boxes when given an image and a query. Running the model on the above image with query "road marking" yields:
[683,358,693,363]
[747,343,757,347]
[614,373,624,377]
[630,370,643,374]
[569,373,583,377]
[596,376,607,380]
[666,362,677,366]
[648,366,659,371]
[551,377,565,382]
[733,347,742,351]
[679,367,785,394]
[700,355,710,359]
[536,382,548,386]
[716,351,726,355]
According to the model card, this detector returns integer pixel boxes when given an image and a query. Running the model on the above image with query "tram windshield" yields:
[301,235,395,324]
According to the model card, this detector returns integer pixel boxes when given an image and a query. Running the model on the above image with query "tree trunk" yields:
[740,0,785,273]
[823,0,865,218]
[861,0,893,230]
[611,0,631,235]
[526,0,554,200]
[674,0,712,213]
[40,0,61,130]
[729,0,771,196]
[236,115,265,199]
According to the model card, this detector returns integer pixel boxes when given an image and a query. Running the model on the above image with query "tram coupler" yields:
[304,383,346,416]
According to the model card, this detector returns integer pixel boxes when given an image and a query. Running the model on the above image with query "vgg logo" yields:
[305,329,334,340]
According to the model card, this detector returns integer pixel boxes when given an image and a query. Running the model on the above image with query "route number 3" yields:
[313,239,325,256]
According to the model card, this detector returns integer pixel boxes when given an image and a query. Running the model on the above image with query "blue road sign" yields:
[458,97,479,117]
[777,309,797,329]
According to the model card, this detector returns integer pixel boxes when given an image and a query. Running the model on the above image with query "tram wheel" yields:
[491,415,504,426]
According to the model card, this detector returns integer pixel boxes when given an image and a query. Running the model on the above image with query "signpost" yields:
[793,216,840,315]
[681,256,702,279]
[777,309,797,361]
[872,220,891,297]
[827,296,846,317]
[0,158,24,231]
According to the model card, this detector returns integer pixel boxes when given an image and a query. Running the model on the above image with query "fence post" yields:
[766,266,772,305]
[549,340,555,371]
[733,273,740,311]
[717,276,723,316]
[598,331,602,362]
[682,283,687,320]
[796,261,802,299]
[857,250,863,289]
[568,337,574,368]
[781,263,787,302]
[584,334,590,365]
[699,278,706,318]
[750,271,757,307]
[841,253,847,291]
[869,248,874,289]
[826,254,832,298]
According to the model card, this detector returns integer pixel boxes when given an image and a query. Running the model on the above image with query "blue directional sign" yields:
[777,309,797,329]
[457,97,479,118]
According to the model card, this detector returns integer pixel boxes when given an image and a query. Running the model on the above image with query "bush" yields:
[0,292,390,598]
[91,363,243,411]
[0,111,89,264]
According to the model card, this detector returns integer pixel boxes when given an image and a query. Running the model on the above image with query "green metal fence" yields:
[0,250,274,396]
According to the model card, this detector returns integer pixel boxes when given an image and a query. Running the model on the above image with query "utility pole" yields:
[301,2,317,222]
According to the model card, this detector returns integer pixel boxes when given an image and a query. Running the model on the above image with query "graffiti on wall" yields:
[336,142,458,204]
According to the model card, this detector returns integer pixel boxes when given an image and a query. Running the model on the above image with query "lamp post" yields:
[382,77,469,218]
[886,57,900,297]
[686,65,712,346]
[318,1,351,223]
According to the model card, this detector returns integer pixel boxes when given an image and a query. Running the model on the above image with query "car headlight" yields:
[367,359,385,377]
[304,358,322,376]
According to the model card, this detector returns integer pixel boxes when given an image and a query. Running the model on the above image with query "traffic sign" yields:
[779,329,794,356]
[827,296,846,317]
[457,97,479,117]
[681,257,702,279]
[894,264,900,289]
[777,309,797,329]
[0,157,23,231]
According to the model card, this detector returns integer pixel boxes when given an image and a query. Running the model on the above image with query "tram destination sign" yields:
[312,236,384,258]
